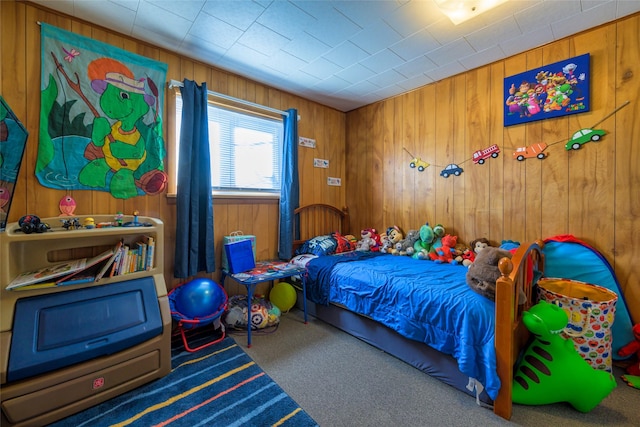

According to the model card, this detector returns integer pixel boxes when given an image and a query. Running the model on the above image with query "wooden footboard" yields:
[494,240,545,419]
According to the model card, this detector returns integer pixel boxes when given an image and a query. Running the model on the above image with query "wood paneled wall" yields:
[0,0,346,294]
[346,14,640,322]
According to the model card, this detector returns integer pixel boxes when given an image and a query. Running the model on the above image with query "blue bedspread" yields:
[304,253,499,400]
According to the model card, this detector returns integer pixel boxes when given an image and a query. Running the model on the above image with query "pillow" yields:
[295,234,338,256]
[289,253,318,268]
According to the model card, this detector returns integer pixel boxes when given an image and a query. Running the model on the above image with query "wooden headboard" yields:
[293,204,349,253]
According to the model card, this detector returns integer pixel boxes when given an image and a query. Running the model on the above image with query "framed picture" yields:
[0,96,29,231]
[504,53,590,127]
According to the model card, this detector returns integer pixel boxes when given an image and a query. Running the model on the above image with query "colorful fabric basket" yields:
[537,277,618,372]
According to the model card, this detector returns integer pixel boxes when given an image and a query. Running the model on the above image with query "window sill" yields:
[166,192,279,204]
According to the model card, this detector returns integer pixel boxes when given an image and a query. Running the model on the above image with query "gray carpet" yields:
[235,309,639,427]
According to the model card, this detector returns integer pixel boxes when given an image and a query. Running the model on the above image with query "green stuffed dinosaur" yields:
[512,300,617,412]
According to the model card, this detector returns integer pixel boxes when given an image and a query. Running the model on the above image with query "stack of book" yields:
[6,236,156,291]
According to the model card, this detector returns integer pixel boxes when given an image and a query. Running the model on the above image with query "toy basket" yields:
[537,277,618,372]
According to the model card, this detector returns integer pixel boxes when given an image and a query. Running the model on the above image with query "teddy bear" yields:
[393,229,419,256]
[618,323,640,380]
[466,246,526,303]
[381,225,403,254]
[429,234,458,263]
[356,228,381,252]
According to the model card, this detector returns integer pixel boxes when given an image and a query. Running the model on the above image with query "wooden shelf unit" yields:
[0,215,172,427]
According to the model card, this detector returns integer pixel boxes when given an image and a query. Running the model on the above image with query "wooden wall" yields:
[0,0,346,294]
[346,14,640,322]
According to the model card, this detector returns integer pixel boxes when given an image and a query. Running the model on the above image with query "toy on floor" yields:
[618,323,640,380]
[512,300,617,412]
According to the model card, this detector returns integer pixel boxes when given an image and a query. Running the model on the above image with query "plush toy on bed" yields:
[454,241,475,267]
[356,228,381,252]
[381,226,403,254]
[412,223,436,259]
[393,229,419,256]
[470,237,492,257]
[466,246,516,302]
[428,234,458,263]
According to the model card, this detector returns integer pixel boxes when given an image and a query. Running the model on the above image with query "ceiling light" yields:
[434,0,509,25]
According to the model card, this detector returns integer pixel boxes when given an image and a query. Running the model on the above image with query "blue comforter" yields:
[304,253,499,400]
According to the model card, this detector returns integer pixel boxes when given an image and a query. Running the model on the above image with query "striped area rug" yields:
[49,336,318,427]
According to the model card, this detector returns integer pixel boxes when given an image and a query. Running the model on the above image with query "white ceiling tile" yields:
[323,41,370,68]
[427,38,476,67]
[464,17,521,52]
[384,0,442,37]
[459,45,506,71]
[311,75,352,93]
[147,0,204,22]
[300,57,343,80]
[368,69,407,88]
[263,50,308,76]
[551,2,616,40]
[134,1,192,38]
[396,73,435,91]
[394,55,438,79]
[110,0,140,13]
[283,33,331,63]
[237,23,290,56]
[190,12,243,49]
[201,0,265,30]
[257,1,316,39]
[345,79,382,94]
[390,28,441,61]
[335,63,377,84]
[349,19,403,55]
[616,0,640,17]
[332,1,400,28]
[360,49,405,73]
[222,43,269,66]
[69,0,137,35]
[180,33,226,61]
[425,61,466,81]
[498,26,552,57]
[303,7,362,48]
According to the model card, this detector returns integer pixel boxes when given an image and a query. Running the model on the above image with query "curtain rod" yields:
[168,79,299,119]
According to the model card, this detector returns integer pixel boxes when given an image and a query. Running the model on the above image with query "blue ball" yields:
[174,278,224,318]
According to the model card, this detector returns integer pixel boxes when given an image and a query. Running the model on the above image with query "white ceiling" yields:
[30,0,640,112]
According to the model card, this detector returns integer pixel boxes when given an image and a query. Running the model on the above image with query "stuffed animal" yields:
[356,228,381,252]
[618,323,640,381]
[393,229,419,256]
[466,247,516,302]
[413,223,436,260]
[454,242,475,267]
[381,226,403,254]
[431,223,446,252]
[429,234,458,263]
[470,237,491,256]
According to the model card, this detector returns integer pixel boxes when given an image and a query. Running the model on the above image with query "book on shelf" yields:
[55,248,115,284]
[95,240,123,281]
[6,258,87,290]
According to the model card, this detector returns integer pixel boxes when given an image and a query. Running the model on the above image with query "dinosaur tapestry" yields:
[39,23,168,199]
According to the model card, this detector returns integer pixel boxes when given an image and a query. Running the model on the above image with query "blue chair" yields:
[168,278,228,352]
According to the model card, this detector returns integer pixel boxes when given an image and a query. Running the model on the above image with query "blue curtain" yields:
[278,109,299,260]
[174,79,215,278]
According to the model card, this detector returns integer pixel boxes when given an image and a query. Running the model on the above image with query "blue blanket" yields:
[303,254,500,400]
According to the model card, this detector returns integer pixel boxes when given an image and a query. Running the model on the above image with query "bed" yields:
[291,203,544,420]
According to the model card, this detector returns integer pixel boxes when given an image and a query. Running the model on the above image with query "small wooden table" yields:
[221,261,307,347]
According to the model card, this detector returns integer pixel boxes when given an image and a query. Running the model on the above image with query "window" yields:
[174,95,284,196]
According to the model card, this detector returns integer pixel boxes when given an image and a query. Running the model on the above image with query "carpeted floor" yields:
[48,332,318,427]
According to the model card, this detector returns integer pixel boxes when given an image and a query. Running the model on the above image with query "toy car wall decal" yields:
[472,144,500,164]
[513,142,548,161]
[440,164,464,178]
[565,128,606,150]
[409,157,430,172]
